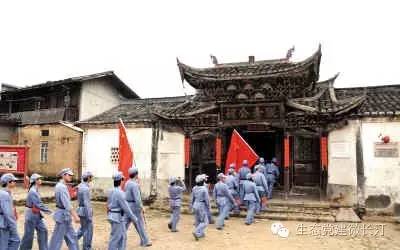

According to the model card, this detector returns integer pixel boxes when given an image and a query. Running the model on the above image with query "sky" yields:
[0,0,399,98]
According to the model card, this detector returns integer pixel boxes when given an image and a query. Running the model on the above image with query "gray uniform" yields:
[0,189,19,250]
[225,174,239,213]
[168,182,186,231]
[49,181,79,250]
[107,187,137,250]
[243,180,260,225]
[266,163,280,199]
[125,179,150,247]
[20,186,51,250]
[238,166,251,203]
[253,172,269,213]
[76,182,93,250]
[213,181,235,229]
[191,185,210,238]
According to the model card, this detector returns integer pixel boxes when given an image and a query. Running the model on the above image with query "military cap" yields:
[112,171,124,181]
[169,176,177,184]
[259,157,265,163]
[229,163,235,169]
[195,174,205,183]
[0,173,18,184]
[242,160,249,166]
[128,167,138,175]
[82,171,93,179]
[217,173,226,179]
[57,168,74,177]
[228,168,235,174]
[29,173,42,184]
[272,157,278,163]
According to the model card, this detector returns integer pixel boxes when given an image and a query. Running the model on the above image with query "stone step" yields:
[149,204,336,223]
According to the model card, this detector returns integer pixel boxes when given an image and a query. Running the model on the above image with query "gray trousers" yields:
[108,221,127,250]
[48,221,78,250]
[126,207,150,246]
[245,200,257,225]
[169,206,181,231]
[216,202,232,229]
[20,217,48,250]
[77,217,93,250]
[193,207,209,237]
[255,190,266,213]
[0,228,20,250]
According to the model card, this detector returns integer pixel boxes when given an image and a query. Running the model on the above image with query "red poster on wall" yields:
[0,146,29,174]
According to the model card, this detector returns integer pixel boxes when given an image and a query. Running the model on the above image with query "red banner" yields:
[284,136,290,168]
[320,136,328,169]
[118,119,133,180]
[184,137,191,168]
[215,136,222,168]
[225,129,259,173]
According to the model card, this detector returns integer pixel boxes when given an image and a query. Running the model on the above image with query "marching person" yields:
[107,171,137,250]
[256,157,267,177]
[266,157,280,199]
[168,176,186,232]
[225,165,240,214]
[20,173,51,250]
[243,173,260,225]
[238,160,251,204]
[253,166,269,213]
[48,168,80,250]
[0,173,20,250]
[191,174,210,240]
[125,167,152,247]
[201,174,214,224]
[213,173,236,230]
[76,171,94,250]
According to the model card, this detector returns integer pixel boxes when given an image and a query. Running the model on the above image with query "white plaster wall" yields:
[82,127,153,196]
[79,79,122,121]
[157,130,185,197]
[328,120,359,186]
[360,119,400,203]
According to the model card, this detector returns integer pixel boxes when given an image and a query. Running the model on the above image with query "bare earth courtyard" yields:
[13,202,400,250]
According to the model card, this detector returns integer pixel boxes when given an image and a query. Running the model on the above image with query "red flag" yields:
[118,119,133,180]
[225,129,259,173]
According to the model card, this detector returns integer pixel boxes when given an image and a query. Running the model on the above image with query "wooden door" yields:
[292,134,320,187]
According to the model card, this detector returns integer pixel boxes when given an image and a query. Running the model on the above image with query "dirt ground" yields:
[13,202,400,250]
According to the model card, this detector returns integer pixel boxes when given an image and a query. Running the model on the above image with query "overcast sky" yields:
[0,1,399,98]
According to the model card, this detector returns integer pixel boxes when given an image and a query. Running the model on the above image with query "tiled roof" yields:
[1,71,139,99]
[78,96,189,124]
[177,46,321,88]
[79,84,400,126]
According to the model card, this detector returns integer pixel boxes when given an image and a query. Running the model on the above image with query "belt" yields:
[126,200,135,203]
[108,209,124,216]
[267,172,274,174]
[170,198,181,200]
[56,205,65,209]
[25,205,32,208]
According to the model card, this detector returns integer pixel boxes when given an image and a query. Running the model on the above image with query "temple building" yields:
[80,46,400,215]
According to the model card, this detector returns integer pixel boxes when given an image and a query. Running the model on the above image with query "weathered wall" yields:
[0,125,16,144]
[79,79,122,121]
[360,118,400,214]
[82,125,185,199]
[156,129,185,197]
[17,124,82,180]
[82,127,153,197]
[327,120,360,206]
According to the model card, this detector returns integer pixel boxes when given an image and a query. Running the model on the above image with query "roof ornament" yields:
[210,54,219,65]
[286,46,295,60]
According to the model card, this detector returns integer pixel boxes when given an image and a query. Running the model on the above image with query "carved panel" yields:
[221,103,281,122]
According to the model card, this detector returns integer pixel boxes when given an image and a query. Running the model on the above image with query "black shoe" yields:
[245,222,251,225]
[143,242,152,247]
[193,232,199,241]
[171,229,179,232]
[168,223,172,229]
[216,227,223,230]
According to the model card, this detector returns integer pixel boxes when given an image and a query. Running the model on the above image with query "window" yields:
[40,141,48,163]
[41,130,49,137]
[110,147,119,165]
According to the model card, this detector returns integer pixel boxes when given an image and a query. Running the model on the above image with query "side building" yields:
[0,71,139,180]
[78,97,186,198]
